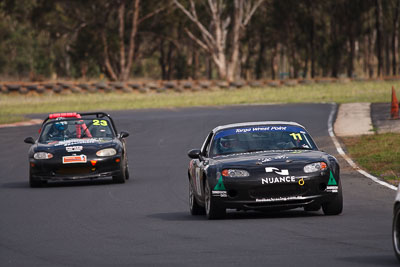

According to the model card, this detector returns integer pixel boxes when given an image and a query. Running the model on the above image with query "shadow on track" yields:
[1,179,117,189]
[337,255,398,266]
[149,209,322,221]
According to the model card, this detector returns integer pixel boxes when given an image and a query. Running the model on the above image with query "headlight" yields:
[222,169,250,177]
[33,152,53,159]
[304,162,327,173]
[96,148,117,157]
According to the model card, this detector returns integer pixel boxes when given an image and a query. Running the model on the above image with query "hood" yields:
[214,150,325,164]
[35,138,117,155]
[211,150,327,176]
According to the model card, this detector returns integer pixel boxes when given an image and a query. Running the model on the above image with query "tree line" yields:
[0,0,399,81]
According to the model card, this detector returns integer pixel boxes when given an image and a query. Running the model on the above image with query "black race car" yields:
[24,112,130,187]
[187,121,343,219]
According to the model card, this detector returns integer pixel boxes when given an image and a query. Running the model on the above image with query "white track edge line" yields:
[328,103,397,191]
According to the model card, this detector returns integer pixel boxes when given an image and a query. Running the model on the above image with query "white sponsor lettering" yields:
[66,146,83,152]
[326,186,338,193]
[54,138,106,147]
[265,167,289,175]
[256,196,304,202]
[212,191,227,197]
[261,176,296,184]
[236,128,252,133]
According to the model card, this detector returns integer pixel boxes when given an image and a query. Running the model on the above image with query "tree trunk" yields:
[347,36,355,78]
[385,34,391,76]
[159,39,167,80]
[375,0,384,77]
[118,1,126,79]
[393,0,400,75]
[121,0,140,81]
[255,38,265,79]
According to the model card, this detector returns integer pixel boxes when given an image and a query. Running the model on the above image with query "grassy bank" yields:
[0,80,399,124]
[342,133,400,185]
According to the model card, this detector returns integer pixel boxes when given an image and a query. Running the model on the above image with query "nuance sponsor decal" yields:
[265,167,289,175]
[261,176,296,184]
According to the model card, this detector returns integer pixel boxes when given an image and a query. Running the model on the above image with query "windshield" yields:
[210,125,317,157]
[39,118,114,143]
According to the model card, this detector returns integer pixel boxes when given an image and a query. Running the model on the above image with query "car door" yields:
[192,132,213,200]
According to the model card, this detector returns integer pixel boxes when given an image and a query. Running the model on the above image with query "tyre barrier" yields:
[93,82,107,90]
[284,80,298,87]
[139,87,149,93]
[19,86,29,94]
[249,81,263,87]
[147,83,158,90]
[267,81,281,87]
[156,87,166,93]
[2,77,400,95]
[44,83,54,89]
[183,82,192,89]
[78,83,90,90]
[36,86,46,94]
[164,81,176,89]
[53,86,63,93]
[6,84,21,92]
[128,83,141,89]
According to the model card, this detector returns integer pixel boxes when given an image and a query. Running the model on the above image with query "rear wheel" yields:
[204,179,225,220]
[322,180,343,215]
[393,204,400,262]
[189,181,205,215]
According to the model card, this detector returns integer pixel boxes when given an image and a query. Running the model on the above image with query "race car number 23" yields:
[290,133,302,140]
[93,119,108,126]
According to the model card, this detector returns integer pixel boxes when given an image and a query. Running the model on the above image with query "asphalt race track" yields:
[0,104,398,266]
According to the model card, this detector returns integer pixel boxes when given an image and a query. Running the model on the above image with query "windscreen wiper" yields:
[284,147,312,150]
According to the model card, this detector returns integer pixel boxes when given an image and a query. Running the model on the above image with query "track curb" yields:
[328,103,397,191]
[0,119,42,129]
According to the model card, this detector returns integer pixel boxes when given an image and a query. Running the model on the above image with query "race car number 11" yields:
[290,133,302,140]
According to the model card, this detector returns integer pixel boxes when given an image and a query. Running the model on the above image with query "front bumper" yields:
[211,173,338,210]
[29,155,122,181]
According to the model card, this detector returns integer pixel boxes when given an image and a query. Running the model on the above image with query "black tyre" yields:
[125,164,130,180]
[393,204,400,262]
[204,179,225,220]
[322,180,343,215]
[189,181,205,215]
[29,172,45,188]
[112,161,126,184]
[304,202,321,212]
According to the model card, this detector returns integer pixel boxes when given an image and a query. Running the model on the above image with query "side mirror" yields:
[119,131,129,138]
[24,137,35,144]
[188,149,201,159]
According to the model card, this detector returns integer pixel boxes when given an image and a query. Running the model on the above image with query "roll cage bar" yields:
[39,112,118,137]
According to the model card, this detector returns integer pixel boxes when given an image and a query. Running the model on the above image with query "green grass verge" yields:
[342,133,400,185]
[0,80,399,124]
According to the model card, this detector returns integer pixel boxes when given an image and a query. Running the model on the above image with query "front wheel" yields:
[204,180,225,220]
[393,204,400,262]
[189,181,205,215]
[322,180,343,215]
[112,160,126,184]
[29,172,45,188]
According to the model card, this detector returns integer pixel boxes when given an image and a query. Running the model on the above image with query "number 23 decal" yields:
[93,119,108,126]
